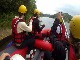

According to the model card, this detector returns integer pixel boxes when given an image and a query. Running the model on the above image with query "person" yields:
[0,53,11,60]
[0,53,25,60]
[69,15,80,60]
[43,12,67,60]
[30,9,45,34]
[11,5,35,58]
[51,12,66,41]
[28,9,45,39]
[51,12,68,48]
[43,34,66,60]
[29,9,40,21]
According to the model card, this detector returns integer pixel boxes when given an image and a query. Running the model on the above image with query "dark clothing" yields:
[32,18,44,34]
[15,35,35,54]
[51,35,66,60]
[51,18,66,41]
[52,41,66,60]
[32,18,41,33]
[50,18,60,36]
[43,51,53,60]
[44,35,66,60]
[44,18,66,60]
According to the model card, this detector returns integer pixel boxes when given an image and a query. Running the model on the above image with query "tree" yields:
[0,0,37,28]
[0,0,36,14]
[50,12,72,22]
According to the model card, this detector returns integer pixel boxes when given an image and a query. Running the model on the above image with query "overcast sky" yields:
[35,0,80,16]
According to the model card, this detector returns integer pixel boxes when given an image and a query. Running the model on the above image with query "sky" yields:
[35,0,80,16]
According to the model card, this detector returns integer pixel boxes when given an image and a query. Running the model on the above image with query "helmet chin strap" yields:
[24,14,26,22]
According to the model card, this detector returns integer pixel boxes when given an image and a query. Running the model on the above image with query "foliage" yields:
[0,0,37,29]
[0,13,17,29]
[0,0,36,13]
[62,13,72,22]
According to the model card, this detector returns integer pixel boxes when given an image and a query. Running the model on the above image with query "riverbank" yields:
[0,28,11,40]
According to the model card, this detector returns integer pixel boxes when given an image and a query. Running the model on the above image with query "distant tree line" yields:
[41,12,72,22]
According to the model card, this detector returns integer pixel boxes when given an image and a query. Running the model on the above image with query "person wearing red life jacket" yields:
[51,12,66,41]
[50,12,68,48]
[43,19,66,60]
[32,9,45,34]
[12,5,35,58]
[28,9,45,38]
[43,12,67,60]
[44,12,77,60]
[69,15,80,60]
[11,5,52,59]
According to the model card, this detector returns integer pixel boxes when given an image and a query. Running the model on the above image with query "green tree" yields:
[0,0,37,28]
[0,0,36,14]
[50,12,72,22]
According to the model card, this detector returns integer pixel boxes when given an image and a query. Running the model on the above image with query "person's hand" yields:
[30,19,33,22]
[0,53,12,60]
[57,12,63,19]
[42,24,45,28]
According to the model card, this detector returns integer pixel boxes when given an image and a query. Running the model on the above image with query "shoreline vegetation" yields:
[0,0,36,40]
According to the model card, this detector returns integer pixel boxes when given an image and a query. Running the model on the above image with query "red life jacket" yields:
[69,45,77,60]
[29,17,38,34]
[56,24,66,41]
[12,18,26,45]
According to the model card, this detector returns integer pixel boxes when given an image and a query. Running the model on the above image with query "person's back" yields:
[50,34,66,60]
[12,17,27,47]
[51,18,66,42]
[51,18,60,35]
[32,13,45,34]
[52,40,66,60]
[69,15,80,59]
[43,34,66,60]
[11,5,35,59]
[51,18,62,40]
[32,17,41,33]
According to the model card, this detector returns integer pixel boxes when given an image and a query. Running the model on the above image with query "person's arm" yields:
[0,53,11,60]
[19,21,32,32]
[57,12,63,19]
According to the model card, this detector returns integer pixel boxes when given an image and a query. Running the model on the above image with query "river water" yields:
[40,17,70,34]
